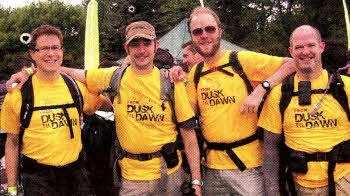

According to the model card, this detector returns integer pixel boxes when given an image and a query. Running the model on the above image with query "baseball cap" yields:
[125,21,156,45]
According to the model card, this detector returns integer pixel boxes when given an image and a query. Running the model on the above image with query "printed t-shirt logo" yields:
[293,108,337,129]
[126,100,165,122]
[40,110,78,129]
[38,99,78,129]
[200,88,235,106]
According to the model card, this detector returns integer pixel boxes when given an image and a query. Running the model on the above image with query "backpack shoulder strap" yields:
[160,68,177,124]
[20,76,34,132]
[194,61,205,90]
[60,72,83,116]
[109,66,128,104]
[329,71,350,121]
[229,51,254,95]
[279,72,296,123]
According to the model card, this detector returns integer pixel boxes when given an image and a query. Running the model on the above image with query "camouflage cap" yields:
[125,21,156,45]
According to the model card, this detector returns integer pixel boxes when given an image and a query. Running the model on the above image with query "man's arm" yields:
[240,58,296,114]
[180,128,201,196]
[6,67,87,93]
[5,133,19,188]
[262,128,282,196]
[60,67,87,84]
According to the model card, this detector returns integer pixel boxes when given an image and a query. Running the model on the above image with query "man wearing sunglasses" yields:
[1,24,105,196]
[183,6,296,196]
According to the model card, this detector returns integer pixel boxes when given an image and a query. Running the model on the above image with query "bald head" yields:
[289,25,322,47]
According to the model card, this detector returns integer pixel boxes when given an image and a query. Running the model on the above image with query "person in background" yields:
[181,41,203,73]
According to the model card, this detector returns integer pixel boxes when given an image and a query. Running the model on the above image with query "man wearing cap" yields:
[7,21,202,196]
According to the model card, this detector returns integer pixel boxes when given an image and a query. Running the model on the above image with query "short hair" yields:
[29,24,63,50]
[182,41,197,54]
[289,25,322,46]
[98,59,121,68]
[153,48,175,69]
[188,7,221,32]
[13,57,33,73]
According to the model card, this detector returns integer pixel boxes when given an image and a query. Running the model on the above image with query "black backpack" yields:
[193,51,264,171]
[20,73,83,145]
[82,113,115,155]
[278,71,350,196]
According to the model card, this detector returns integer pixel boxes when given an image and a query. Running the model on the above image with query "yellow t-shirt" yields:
[187,50,283,169]
[86,66,195,180]
[258,70,350,188]
[1,74,103,166]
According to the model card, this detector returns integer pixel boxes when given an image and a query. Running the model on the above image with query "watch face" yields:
[263,82,269,88]
[262,81,270,90]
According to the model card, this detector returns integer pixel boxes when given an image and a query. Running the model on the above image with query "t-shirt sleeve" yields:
[1,90,21,134]
[174,81,196,129]
[86,67,118,94]
[257,86,283,134]
[238,51,283,82]
[77,82,105,115]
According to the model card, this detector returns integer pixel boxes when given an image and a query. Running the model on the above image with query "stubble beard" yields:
[194,37,221,58]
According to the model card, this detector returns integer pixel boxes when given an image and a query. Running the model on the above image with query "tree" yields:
[0,0,85,80]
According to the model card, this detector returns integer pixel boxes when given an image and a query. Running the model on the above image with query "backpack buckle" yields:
[137,153,152,161]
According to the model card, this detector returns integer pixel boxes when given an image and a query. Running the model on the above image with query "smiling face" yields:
[190,13,222,58]
[289,26,325,77]
[30,34,63,74]
[124,38,159,72]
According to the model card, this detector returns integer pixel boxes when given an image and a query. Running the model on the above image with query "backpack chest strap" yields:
[205,132,259,171]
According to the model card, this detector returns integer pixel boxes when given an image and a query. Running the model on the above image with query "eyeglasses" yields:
[34,45,62,52]
[191,26,216,36]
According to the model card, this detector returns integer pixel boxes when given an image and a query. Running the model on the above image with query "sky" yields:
[0,0,83,9]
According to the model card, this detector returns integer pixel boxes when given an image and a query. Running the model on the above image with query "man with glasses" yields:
[1,24,104,196]
[183,7,296,195]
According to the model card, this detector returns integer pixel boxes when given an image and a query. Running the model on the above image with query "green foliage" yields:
[0,0,349,79]
[0,0,84,80]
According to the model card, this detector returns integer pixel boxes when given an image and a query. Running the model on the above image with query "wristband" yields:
[8,186,17,196]
[24,67,34,76]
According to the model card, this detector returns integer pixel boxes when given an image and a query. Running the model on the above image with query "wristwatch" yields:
[261,81,271,92]
[191,179,204,187]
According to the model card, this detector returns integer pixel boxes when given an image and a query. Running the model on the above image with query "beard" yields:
[194,37,221,58]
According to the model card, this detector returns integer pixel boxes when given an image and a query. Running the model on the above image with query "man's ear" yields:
[288,47,293,58]
[123,43,129,54]
[155,40,159,51]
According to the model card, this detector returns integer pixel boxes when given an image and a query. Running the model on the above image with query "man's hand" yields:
[6,71,29,92]
[168,66,186,83]
[240,85,266,114]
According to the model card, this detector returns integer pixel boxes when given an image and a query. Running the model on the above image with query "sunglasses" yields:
[191,26,217,36]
